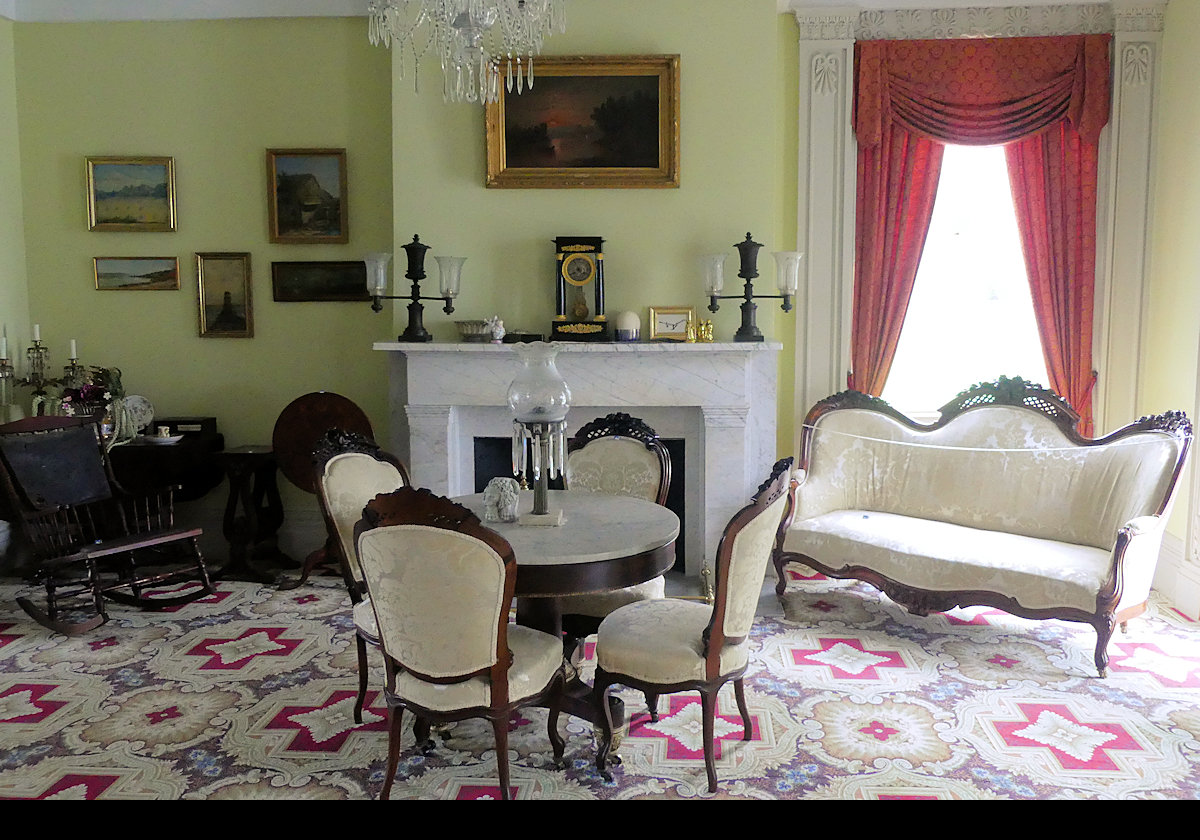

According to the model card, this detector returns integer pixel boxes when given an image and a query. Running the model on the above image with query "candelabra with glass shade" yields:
[705,233,803,342]
[507,342,571,525]
[366,235,464,342]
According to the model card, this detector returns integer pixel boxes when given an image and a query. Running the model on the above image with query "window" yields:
[881,144,1049,419]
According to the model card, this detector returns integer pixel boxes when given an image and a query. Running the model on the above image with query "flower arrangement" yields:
[60,366,125,417]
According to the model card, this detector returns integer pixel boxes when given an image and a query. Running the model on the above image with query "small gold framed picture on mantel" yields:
[648,306,693,341]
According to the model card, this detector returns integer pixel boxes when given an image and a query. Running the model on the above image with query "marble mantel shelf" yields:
[376,341,782,575]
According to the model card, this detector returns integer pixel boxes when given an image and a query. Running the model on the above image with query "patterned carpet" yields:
[1,564,1199,799]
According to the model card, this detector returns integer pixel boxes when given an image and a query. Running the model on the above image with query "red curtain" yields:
[849,123,943,396]
[851,35,1110,431]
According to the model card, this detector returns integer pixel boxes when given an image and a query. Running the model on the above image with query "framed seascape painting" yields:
[86,156,176,232]
[196,252,253,338]
[266,148,348,244]
[485,55,680,189]
[94,257,179,290]
[271,261,370,302]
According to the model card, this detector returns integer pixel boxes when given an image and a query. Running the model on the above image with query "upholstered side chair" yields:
[356,486,566,801]
[560,412,672,643]
[591,457,796,794]
[312,428,409,724]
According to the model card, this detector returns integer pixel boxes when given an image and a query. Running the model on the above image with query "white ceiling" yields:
[0,0,1111,22]
[1,0,363,21]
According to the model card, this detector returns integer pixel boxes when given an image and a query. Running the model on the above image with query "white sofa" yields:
[774,378,1191,677]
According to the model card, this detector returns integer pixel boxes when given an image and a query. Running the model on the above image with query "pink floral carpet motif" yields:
[0,568,1198,800]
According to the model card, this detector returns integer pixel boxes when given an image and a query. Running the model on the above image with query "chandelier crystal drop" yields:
[367,0,566,104]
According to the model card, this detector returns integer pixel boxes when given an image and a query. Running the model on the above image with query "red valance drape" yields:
[850,35,1111,433]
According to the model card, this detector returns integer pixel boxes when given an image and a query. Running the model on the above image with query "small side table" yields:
[218,446,295,583]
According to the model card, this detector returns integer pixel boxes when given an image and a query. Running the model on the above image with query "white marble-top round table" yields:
[453,489,678,603]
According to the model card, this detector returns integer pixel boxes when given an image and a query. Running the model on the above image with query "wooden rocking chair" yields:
[0,415,214,635]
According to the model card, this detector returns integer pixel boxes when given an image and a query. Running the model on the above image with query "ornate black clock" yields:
[551,236,609,341]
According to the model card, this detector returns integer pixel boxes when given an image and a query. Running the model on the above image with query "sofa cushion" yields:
[785,509,1111,613]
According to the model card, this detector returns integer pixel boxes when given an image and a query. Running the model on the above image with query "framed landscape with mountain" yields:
[266,148,348,244]
[86,156,176,232]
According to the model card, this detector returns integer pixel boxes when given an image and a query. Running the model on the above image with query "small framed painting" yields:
[648,306,694,341]
[271,261,370,302]
[93,257,179,290]
[196,252,253,338]
[86,156,176,232]
[266,148,348,244]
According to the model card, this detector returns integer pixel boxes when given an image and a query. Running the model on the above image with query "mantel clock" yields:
[551,236,608,341]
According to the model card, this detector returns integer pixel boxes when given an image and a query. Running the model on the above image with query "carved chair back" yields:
[312,429,409,598]
[565,412,671,505]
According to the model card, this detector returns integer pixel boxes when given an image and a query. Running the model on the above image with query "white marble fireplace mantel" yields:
[375,341,781,576]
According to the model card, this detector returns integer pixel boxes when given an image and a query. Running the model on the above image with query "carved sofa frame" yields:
[773,378,1191,677]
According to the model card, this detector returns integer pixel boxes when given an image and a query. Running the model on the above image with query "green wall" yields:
[13,17,393,449]
[0,17,29,349]
[389,0,798,455]
[1145,0,1200,540]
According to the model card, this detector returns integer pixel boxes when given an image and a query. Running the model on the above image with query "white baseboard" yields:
[1153,532,1200,620]
[175,498,329,573]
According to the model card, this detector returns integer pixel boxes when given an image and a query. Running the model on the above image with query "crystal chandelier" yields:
[367,0,566,104]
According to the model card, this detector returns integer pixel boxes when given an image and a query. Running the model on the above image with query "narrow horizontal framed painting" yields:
[271,261,370,302]
[196,252,253,338]
[93,257,179,291]
[485,55,680,189]
[86,156,176,232]
[266,148,348,244]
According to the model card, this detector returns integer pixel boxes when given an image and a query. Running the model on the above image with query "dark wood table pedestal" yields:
[217,446,296,583]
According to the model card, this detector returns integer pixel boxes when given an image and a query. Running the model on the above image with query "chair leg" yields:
[700,689,718,793]
[733,678,752,740]
[592,669,617,782]
[354,635,369,724]
[381,705,404,800]
[547,676,566,769]
[492,715,512,801]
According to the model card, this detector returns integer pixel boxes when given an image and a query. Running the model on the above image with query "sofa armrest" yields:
[1113,514,1166,612]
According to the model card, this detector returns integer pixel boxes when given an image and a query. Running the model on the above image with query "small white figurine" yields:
[484,315,506,343]
[483,476,521,522]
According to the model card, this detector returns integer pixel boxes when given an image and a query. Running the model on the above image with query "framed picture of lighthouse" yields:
[196,252,253,338]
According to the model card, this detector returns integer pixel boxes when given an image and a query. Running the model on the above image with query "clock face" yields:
[562,253,595,286]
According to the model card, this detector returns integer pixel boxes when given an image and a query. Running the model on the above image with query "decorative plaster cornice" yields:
[789,4,1138,40]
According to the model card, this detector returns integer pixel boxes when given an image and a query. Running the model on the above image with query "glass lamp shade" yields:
[700,253,727,295]
[772,251,803,295]
[507,342,572,423]
[364,252,392,296]
[435,255,466,298]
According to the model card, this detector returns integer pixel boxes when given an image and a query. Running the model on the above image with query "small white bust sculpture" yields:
[484,315,506,343]
[483,476,521,522]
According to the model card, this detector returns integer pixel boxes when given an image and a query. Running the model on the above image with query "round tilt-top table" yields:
[454,489,678,729]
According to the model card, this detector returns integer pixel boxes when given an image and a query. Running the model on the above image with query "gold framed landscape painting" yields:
[86,156,176,232]
[94,257,179,291]
[267,148,348,244]
[485,54,680,189]
[197,252,253,338]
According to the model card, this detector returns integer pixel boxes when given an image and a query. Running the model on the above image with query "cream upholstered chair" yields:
[592,457,795,794]
[560,413,672,642]
[312,429,409,724]
[356,486,566,801]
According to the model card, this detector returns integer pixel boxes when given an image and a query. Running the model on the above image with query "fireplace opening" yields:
[473,436,686,573]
